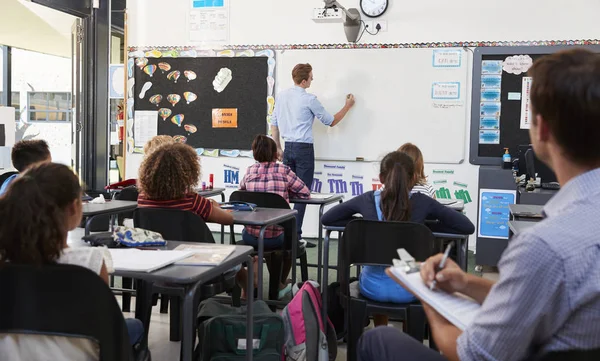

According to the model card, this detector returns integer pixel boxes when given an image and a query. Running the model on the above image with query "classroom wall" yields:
[126,0,600,251]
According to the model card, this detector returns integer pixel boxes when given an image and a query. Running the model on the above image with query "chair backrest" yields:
[114,186,139,224]
[0,171,18,186]
[0,263,132,361]
[229,191,294,246]
[133,207,215,243]
[339,219,436,287]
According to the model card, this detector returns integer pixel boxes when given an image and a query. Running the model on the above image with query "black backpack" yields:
[327,278,364,340]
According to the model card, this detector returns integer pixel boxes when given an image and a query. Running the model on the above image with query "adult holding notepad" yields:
[358,49,600,361]
[270,63,355,246]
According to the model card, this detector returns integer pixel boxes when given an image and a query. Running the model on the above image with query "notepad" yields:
[108,249,194,273]
[173,244,236,266]
[387,266,480,330]
[309,193,334,200]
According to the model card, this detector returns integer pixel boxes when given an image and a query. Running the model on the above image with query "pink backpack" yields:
[282,282,337,361]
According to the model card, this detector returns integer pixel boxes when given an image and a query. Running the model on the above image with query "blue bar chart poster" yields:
[478,189,516,239]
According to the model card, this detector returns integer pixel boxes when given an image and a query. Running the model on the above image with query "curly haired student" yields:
[137,142,233,225]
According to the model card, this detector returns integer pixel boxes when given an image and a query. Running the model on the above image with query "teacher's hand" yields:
[277,147,284,161]
[345,94,355,108]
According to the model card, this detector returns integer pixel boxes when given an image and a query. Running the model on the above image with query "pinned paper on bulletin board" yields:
[520,77,533,129]
[212,108,238,128]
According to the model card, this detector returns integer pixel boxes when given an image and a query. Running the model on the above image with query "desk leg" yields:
[84,215,95,236]
[181,284,200,361]
[257,226,267,300]
[322,229,332,333]
[246,254,254,361]
[317,204,325,285]
[221,193,226,244]
[134,279,154,348]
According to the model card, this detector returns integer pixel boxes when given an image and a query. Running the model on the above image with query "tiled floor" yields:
[69,229,496,360]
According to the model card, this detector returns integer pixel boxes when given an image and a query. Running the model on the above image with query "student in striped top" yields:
[399,142,436,198]
[137,143,233,225]
[238,134,311,298]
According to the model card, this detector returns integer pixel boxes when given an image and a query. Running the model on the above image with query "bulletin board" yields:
[127,48,274,156]
[469,45,600,165]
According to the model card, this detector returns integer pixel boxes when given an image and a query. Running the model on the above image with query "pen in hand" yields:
[430,242,453,291]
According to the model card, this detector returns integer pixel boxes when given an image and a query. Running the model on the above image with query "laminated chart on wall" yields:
[477,189,516,239]
[128,48,273,155]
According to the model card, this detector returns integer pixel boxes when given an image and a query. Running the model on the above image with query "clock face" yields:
[360,0,388,18]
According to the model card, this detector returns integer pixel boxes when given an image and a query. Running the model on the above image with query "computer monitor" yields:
[517,145,558,183]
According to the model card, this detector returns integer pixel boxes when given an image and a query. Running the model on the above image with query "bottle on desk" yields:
[503,148,512,169]
[209,174,214,190]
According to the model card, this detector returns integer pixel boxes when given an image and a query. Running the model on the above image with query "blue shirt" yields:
[0,174,18,195]
[457,168,600,361]
[271,86,334,143]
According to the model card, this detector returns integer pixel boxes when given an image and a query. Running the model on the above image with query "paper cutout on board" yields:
[127,58,134,78]
[236,50,254,57]
[158,108,172,121]
[180,49,199,57]
[184,70,197,82]
[135,58,148,69]
[520,77,533,129]
[267,96,275,115]
[479,116,500,130]
[145,50,162,58]
[256,49,274,57]
[480,102,501,116]
[203,149,219,157]
[502,55,533,75]
[212,108,238,128]
[481,60,502,75]
[127,78,135,99]
[267,76,275,96]
[240,150,253,158]
[167,70,181,83]
[268,57,275,77]
[220,150,241,157]
[127,98,134,119]
[130,50,144,58]
[213,68,232,92]
[139,82,152,99]
[171,114,185,127]
[158,62,171,73]
[167,94,181,107]
[480,88,501,102]
[183,92,197,104]
[173,135,187,143]
[149,94,163,106]
[217,50,235,57]
[162,50,179,58]
[143,65,157,77]
[184,124,197,134]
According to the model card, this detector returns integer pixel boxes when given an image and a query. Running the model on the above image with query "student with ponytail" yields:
[322,151,474,326]
[0,163,144,359]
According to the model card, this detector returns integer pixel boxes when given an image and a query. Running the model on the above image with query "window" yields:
[0,91,21,120]
[27,92,71,122]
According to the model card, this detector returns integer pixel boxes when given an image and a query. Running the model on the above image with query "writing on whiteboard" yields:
[431,82,461,100]
[432,50,462,67]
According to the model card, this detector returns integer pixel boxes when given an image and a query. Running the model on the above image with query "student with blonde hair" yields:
[143,135,175,155]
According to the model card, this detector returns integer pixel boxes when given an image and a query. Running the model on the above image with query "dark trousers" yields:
[358,327,447,361]
[283,142,315,239]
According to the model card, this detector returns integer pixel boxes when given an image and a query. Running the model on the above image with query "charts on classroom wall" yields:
[278,48,469,164]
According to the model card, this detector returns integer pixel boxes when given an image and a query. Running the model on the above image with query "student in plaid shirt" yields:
[239,134,310,297]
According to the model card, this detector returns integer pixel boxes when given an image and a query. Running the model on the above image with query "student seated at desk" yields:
[237,134,311,298]
[0,163,144,359]
[137,143,233,225]
[322,151,474,327]
[0,139,51,196]
[398,142,435,198]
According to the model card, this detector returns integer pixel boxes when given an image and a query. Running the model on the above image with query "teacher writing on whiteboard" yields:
[270,63,355,246]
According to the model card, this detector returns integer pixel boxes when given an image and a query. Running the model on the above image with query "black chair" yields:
[229,190,309,301]
[340,219,437,361]
[0,170,17,185]
[0,263,150,361]
[133,207,237,342]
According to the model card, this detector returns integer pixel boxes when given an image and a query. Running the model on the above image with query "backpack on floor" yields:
[326,277,359,340]
[196,299,284,361]
[282,282,337,361]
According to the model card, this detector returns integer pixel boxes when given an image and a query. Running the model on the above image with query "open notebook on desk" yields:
[108,249,194,273]
[173,244,236,266]
[387,265,480,331]
[309,193,334,200]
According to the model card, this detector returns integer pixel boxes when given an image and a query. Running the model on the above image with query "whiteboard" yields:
[278,48,469,163]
